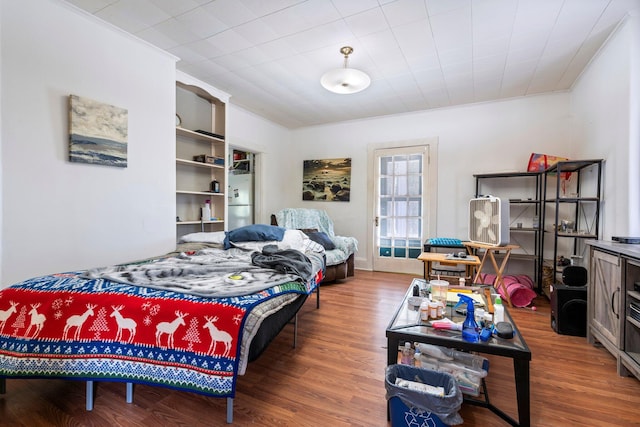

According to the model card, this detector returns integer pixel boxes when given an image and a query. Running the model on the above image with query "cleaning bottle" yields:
[454,294,479,342]
[493,296,505,324]
[201,200,211,221]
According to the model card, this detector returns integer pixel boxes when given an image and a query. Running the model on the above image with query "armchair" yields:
[271,208,357,282]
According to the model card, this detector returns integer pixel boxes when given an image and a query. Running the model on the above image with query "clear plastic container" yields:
[415,343,490,396]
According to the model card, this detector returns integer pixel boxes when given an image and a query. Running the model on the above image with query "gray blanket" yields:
[83,247,319,298]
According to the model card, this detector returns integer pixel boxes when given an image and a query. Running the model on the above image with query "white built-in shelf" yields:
[176,127,224,144]
[177,219,224,226]
[176,190,225,196]
[176,158,224,169]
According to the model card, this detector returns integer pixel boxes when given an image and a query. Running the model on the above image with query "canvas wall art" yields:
[69,94,128,168]
[302,158,351,201]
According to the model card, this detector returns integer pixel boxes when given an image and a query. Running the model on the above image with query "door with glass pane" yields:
[373,146,429,274]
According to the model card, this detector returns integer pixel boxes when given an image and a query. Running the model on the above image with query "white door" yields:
[373,145,434,274]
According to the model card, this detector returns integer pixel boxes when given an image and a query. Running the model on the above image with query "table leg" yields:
[490,249,513,307]
[387,337,399,366]
[473,252,489,284]
[513,358,531,427]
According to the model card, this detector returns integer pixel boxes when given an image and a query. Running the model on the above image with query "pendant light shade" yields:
[321,46,370,94]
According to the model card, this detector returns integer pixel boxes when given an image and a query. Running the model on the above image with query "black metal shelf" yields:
[474,171,543,292]
[541,159,603,292]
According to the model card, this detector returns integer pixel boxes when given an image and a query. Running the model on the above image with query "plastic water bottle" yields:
[493,296,505,323]
[400,342,414,365]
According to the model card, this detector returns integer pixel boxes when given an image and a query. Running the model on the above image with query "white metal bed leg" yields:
[126,382,133,403]
[86,381,94,411]
[226,397,233,423]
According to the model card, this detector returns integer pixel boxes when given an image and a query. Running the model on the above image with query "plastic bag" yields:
[385,364,464,425]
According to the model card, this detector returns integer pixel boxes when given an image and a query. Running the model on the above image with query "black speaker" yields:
[562,266,588,287]
[550,283,587,336]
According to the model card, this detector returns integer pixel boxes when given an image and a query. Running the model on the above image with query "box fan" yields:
[469,196,510,246]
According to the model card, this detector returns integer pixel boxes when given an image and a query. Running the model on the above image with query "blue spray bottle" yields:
[454,294,479,342]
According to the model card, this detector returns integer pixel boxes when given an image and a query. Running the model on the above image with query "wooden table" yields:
[464,242,520,307]
[417,252,480,282]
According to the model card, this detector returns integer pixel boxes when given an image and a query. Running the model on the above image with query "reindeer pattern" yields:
[110,305,137,343]
[203,316,233,357]
[25,303,46,338]
[63,304,96,340]
[0,301,19,335]
[4,294,238,357]
[155,311,187,349]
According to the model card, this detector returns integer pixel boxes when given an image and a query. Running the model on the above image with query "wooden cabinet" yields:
[175,77,228,241]
[588,247,622,352]
[621,258,640,379]
[587,241,640,381]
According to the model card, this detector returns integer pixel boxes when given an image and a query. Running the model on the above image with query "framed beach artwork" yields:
[69,94,128,168]
[302,158,351,201]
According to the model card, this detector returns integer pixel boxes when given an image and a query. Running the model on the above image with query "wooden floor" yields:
[2,270,640,426]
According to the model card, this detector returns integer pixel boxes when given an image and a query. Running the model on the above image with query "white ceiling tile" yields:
[136,26,181,50]
[259,0,341,38]
[65,0,118,13]
[149,0,205,16]
[168,44,209,64]
[344,8,389,37]
[150,18,202,46]
[200,0,258,27]
[98,0,170,33]
[426,0,470,17]
[174,7,228,39]
[233,20,281,46]
[237,0,307,18]
[332,0,380,17]
[204,30,254,57]
[67,0,637,128]
[471,0,517,40]
[282,20,354,53]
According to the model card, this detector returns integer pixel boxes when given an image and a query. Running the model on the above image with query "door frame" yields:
[366,138,439,275]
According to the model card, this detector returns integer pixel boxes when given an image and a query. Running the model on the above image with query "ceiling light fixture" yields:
[320,46,371,94]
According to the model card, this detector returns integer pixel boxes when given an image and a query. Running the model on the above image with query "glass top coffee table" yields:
[386,281,532,427]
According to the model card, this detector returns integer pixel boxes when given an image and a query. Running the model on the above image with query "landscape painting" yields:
[69,95,128,168]
[302,158,351,201]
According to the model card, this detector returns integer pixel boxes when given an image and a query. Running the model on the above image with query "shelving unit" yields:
[230,149,253,175]
[175,80,227,241]
[474,171,543,292]
[541,159,602,296]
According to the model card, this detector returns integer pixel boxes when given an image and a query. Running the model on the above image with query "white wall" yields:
[286,93,573,270]
[0,0,177,285]
[570,14,640,238]
[226,103,291,225]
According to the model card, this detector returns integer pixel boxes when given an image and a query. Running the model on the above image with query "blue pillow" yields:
[223,224,286,249]
[306,231,335,250]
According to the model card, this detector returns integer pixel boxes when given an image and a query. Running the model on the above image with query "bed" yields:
[0,226,325,423]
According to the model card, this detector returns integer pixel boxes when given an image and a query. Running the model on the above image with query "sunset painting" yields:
[302,158,351,202]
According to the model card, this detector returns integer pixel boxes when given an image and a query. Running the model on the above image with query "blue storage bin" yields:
[385,364,463,426]
[388,396,449,427]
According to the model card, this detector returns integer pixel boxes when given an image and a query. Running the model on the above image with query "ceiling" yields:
[65,0,640,129]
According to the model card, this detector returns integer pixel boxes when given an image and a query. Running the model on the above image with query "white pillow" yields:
[278,229,306,250]
[179,231,226,244]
